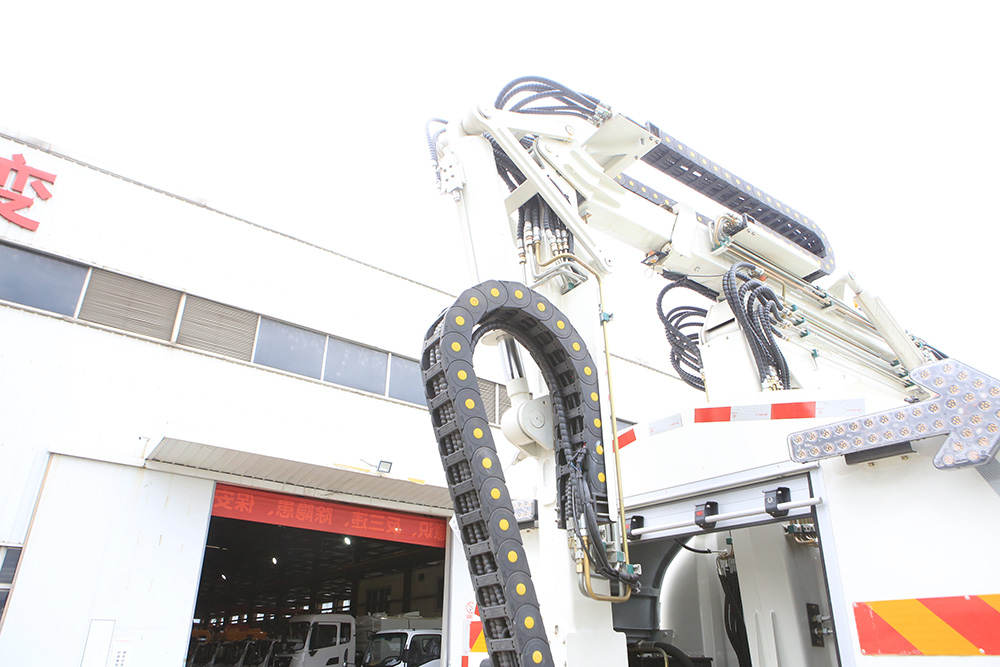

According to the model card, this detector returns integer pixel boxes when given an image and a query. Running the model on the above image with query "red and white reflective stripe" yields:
[695,398,865,423]
[617,399,865,449]
[854,594,1000,655]
[617,428,637,448]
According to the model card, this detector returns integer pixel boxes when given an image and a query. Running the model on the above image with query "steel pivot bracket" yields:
[694,501,718,530]
[764,487,791,517]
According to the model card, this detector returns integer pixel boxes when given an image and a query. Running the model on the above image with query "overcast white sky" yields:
[6,1,1000,375]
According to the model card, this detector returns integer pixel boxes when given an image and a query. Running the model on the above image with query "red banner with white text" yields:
[211,483,447,548]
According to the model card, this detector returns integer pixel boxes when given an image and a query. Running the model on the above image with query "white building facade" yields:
[0,130,481,665]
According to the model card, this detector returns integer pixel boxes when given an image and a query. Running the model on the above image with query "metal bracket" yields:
[694,501,718,530]
[626,515,644,539]
[764,487,791,518]
[806,603,828,647]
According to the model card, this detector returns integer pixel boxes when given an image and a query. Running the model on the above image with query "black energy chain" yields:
[421,280,610,667]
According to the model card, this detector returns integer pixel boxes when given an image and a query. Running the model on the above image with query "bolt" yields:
[565,125,574,136]
[867,462,875,467]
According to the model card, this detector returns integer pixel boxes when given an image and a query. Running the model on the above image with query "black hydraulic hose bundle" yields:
[425,119,448,192]
[483,132,574,262]
[495,76,605,122]
[656,277,715,392]
[723,262,791,389]
[717,564,753,667]
[651,642,699,667]
[473,320,636,591]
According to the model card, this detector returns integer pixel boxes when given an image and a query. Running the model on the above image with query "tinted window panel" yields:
[0,244,87,315]
[253,318,325,379]
[388,356,424,405]
[324,337,387,394]
[309,623,337,649]
[0,548,20,585]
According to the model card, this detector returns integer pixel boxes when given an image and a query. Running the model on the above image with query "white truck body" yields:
[423,76,1000,667]
[271,613,355,667]
[359,628,442,667]
[355,614,441,663]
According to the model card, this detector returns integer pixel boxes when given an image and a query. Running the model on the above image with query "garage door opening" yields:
[188,484,447,665]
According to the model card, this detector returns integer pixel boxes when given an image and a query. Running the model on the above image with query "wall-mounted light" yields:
[361,458,393,474]
[272,557,278,565]
[344,537,352,545]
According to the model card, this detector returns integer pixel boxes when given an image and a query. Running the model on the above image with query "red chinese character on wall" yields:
[314,506,333,526]
[295,503,314,523]
[214,489,236,512]
[349,512,369,531]
[275,500,296,520]
[233,492,255,514]
[416,521,436,540]
[1,154,56,232]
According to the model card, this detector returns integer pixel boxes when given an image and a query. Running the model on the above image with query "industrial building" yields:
[0,129,511,665]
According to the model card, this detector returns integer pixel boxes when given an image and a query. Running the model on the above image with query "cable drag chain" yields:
[641,122,835,280]
[421,280,609,667]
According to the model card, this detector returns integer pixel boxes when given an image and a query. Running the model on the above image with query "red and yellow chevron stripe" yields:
[854,594,1000,655]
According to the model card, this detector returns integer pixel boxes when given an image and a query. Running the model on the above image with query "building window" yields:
[0,243,88,316]
[0,244,515,416]
[176,295,258,361]
[365,587,391,614]
[0,546,22,616]
[77,269,182,340]
[253,318,326,379]
[324,337,388,395]
[387,356,424,405]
